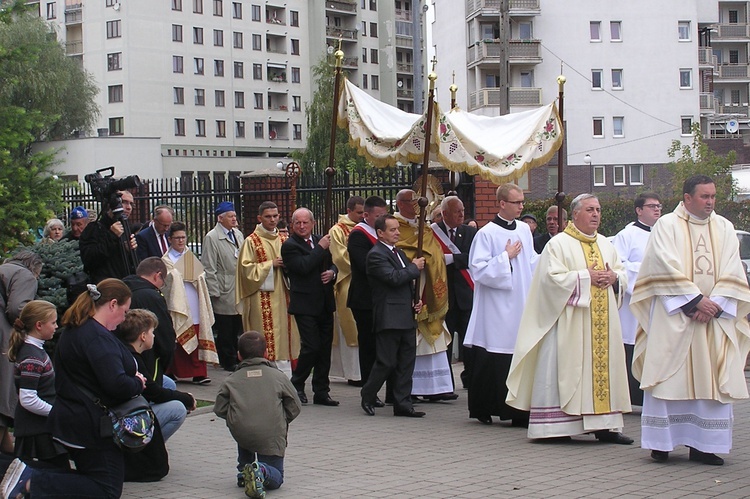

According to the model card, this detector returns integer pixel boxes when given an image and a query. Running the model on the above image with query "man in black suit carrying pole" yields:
[282,208,339,407]
[361,214,426,418]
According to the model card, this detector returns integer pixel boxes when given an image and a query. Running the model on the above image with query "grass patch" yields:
[196,399,214,408]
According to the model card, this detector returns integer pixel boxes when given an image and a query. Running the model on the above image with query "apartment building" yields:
[433,0,749,199]
[27,0,426,180]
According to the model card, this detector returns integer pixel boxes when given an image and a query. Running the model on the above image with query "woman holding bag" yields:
[2,279,146,499]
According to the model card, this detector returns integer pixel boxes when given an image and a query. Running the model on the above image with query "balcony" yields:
[467,40,541,66]
[509,87,542,106]
[64,9,82,24]
[718,104,749,116]
[65,40,83,55]
[466,0,539,17]
[469,88,501,110]
[717,64,750,80]
[509,0,540,14]
[395,35,413,48]
[700,92,718,113]
[326,26,358,40]
[395,8,412,21]
[397,62,414,73]
[341,57,358,68]
[397,88,414,99]
[326,0,357,14]
[715,23,750,41]
[698,47,717,69]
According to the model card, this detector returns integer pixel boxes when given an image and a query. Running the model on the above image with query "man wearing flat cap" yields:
[201,201,245,371]
[520,214,538,237]
[63,206,90,241]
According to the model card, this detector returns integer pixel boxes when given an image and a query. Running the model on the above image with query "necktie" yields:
[227,230,236,245]
[307,239,314,250]
[159,233,168,254]
[449,228,455,243]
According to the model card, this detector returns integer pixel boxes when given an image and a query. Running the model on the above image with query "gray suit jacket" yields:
[201,223,243,315]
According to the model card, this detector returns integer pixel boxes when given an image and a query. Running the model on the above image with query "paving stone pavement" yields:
[122,365,750,498]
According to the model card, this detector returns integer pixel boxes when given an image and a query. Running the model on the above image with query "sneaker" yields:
[1,458,31,499]
[242,461,266,498]
[191,376,211,385]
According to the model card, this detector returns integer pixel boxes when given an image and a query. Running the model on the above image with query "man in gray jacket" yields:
[215,331,301,498]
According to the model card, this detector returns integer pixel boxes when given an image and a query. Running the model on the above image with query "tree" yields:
[294,56,369,174]
[667,123,737,198]
[0,1,99,256]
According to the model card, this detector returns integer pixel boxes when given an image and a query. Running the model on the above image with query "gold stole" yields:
[564,224,611,414]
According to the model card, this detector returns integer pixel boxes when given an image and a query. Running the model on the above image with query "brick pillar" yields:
[239,170,290,236]
[473,178,497,226]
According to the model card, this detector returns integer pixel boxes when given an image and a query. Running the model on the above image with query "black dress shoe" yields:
[651,450,669,462]
[476,416,493,425]
[394,408,425,418]
[223,364,238,372]
[297,391,308,404]
[361,400,375,416]
[313,395,340,406]
[424,393,459,402]
[594,431,633,445]
[347,379,364,387]
[689,447,724,465]
[373,398,385,408]
[511,417,529,428]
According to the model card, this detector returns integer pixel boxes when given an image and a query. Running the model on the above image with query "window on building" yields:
[214,59,224,76]
[593,165,605,186]
[369,0,376,10]
[194,0,203,14]
[172,0,182,11]
[291,67,300,83]
[172,24,183,42]
[591,69,602,89]
[520,71,533,87]
[233,91,244,108]
[593,117,604,137]
[234,61,244,78]
[362,73,368,89]
[731,89,741,104]
[215,90,225,107]
[361,20,367,36]
[232,2,242,18]
[236,121,245,138]
[253,63,262,80]
[293,124,302,140]
[254,122,263,138]
[213,0,223,16]
[611,69,623,89]
[679,69,692,88]
[252,34,261,50]
[681,116,693,135]
[106,20,121,39]
[370,22,378,37]
[173,55,183,73]
[613,116,624,137]
[195,88,205,106]
[371,75,379,90]
[175,118,186,136]
[196,119,206,136]
[233,31,243,48]
[291,39,300,55]
[194,57,204,75]
[613,165,625,185]
[730,50,739,64]
[213,29,223,46]
[371,48,379,64]
[610,21,621,41]
[362,47,367,63]
[678,21,690,40]
[253,93,263,109]
[630,165,644,185]
[216,120,226,137]
[108,52,122,71]
[518,22,532,40]
[107,85,123,103]
[106,0,116,7]
[194,27,204,44]
[290,10,299,27]
[46,2,55,19]
[174,87,184,104]
[729,10,739,24]
[109,117,124,136]
[293,95,301,111]
[251,4,261,21]
[590,21,601,41]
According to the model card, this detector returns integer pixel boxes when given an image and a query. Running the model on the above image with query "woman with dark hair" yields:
[0,251,43,459]
[1,278,146,498]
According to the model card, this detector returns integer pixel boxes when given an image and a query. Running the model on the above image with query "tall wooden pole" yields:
[555,75,567,230]
[325,41,344,229]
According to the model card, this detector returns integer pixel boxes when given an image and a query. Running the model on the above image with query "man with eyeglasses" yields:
[464,183,537,426]
[611,192,662,406]
[136,205,175,260]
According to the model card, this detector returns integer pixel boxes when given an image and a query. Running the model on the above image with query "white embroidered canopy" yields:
[337,78,564,185]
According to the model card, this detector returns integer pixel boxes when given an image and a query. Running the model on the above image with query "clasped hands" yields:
[588,263,616,289]
[689,296,723,323]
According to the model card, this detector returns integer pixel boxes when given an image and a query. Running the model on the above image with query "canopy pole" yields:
[555,75,567,230]
[325,40,344,229]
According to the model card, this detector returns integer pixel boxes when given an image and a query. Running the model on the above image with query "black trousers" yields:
[290,313,334,397]
[351,308,375,383]
[361,328,416,413]
[445,305,473,388]
[213,313,244,369]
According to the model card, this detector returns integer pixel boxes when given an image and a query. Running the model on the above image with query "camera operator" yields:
[79,190,139,284]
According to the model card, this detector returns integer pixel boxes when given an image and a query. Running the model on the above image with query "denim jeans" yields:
[31,443,124,498]
[237,446,284,490]
[150,376,187,441]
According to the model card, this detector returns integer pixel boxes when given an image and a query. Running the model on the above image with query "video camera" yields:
[84,166,141,219]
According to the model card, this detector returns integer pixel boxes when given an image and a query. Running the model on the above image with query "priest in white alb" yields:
[507,194,633,444]
[631,175,750,466]
[463,184,537,426]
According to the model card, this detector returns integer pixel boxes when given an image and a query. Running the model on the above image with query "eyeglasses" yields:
[643,204,662,209]
[504,200,525,205]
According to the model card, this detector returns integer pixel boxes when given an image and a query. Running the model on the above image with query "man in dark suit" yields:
[533,206,567,254]
[281,207,339,406]
[361,214,426,418]
[136,205,174,260]
[432,196,477,390]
